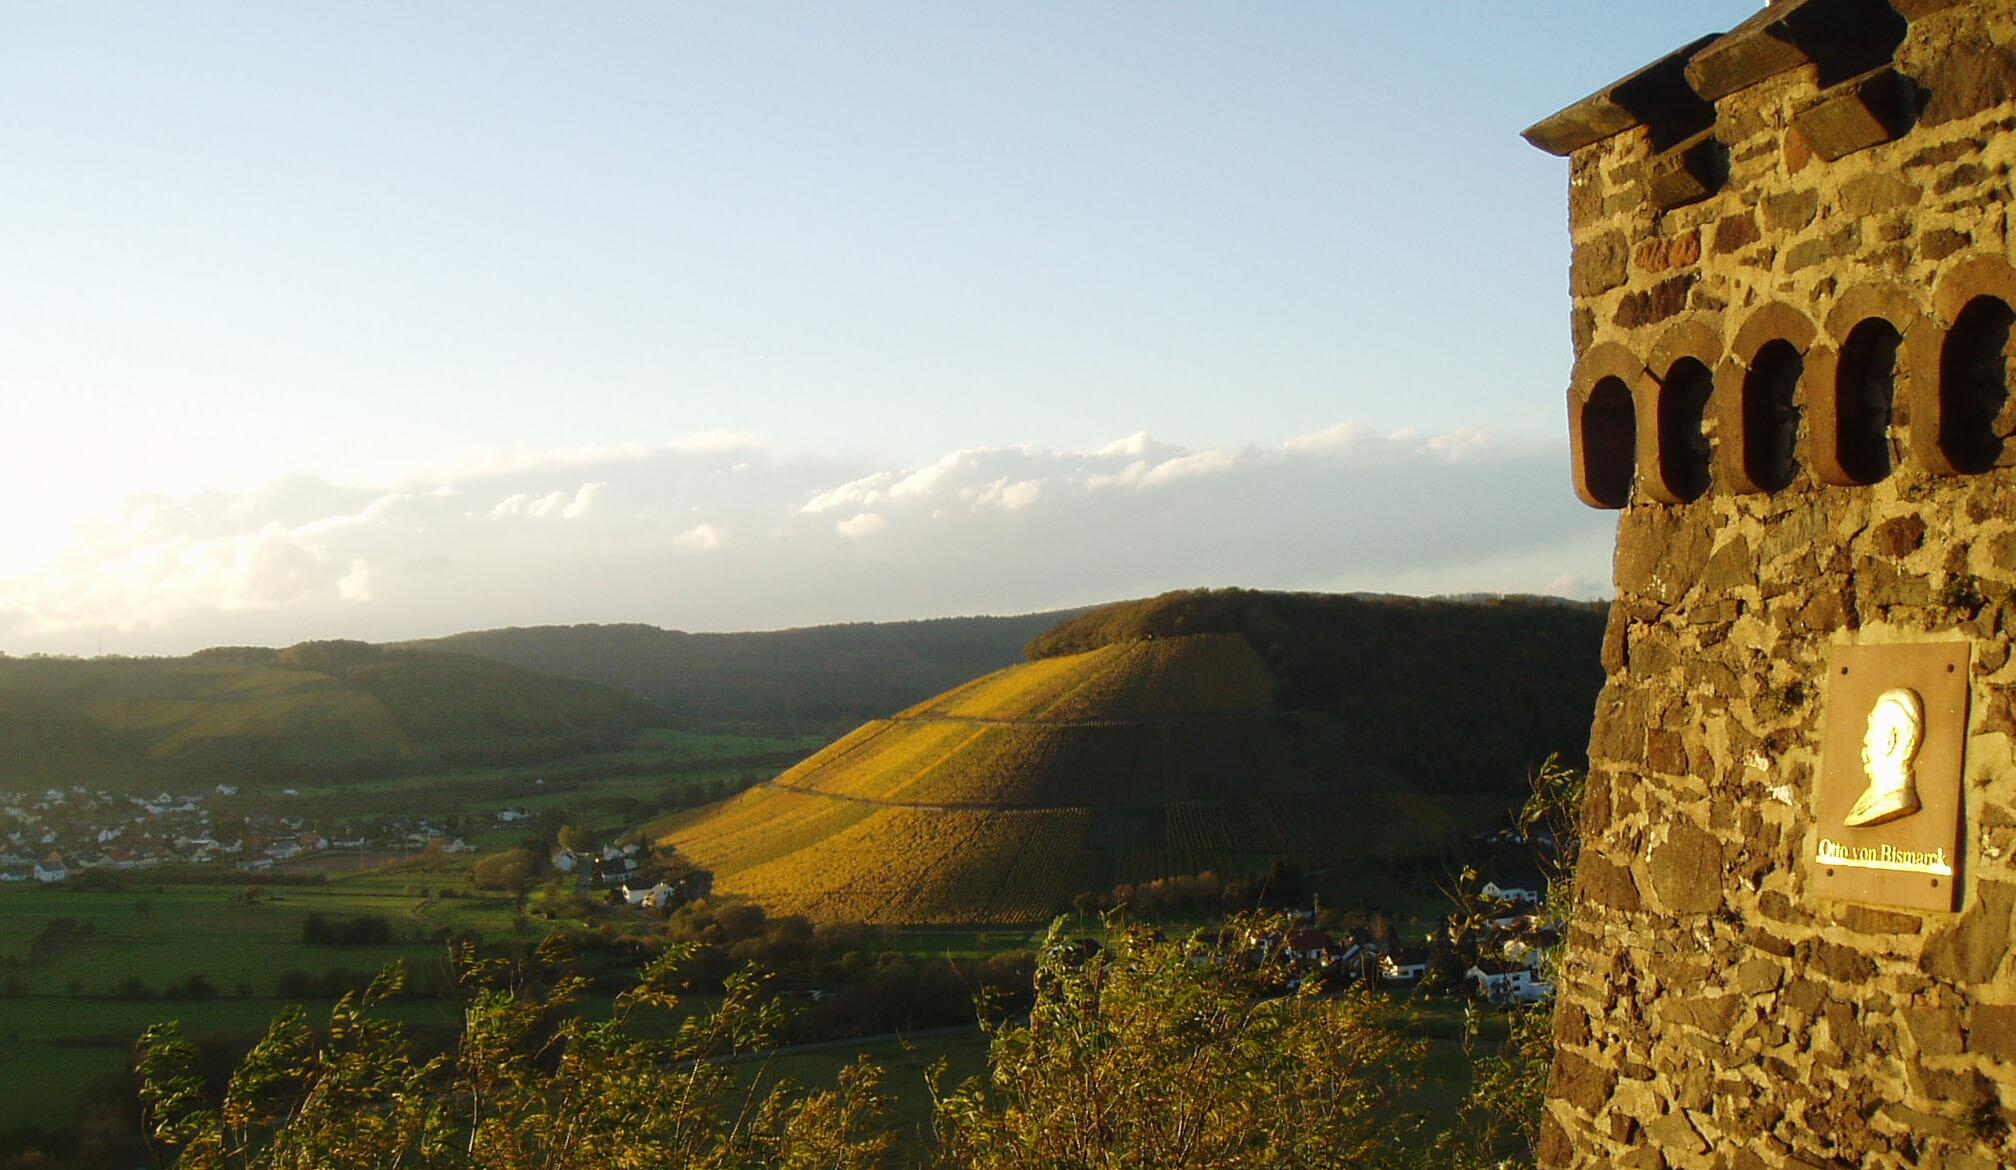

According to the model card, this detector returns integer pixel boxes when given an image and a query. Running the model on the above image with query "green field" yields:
[0,873,519,1138]
[268,726,823,845]
[0,727,825,1143]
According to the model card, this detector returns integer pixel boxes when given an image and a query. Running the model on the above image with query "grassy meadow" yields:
[0,727,823,1141]
[0,872,517,1136]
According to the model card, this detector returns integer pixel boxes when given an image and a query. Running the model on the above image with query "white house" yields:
[1379,948,1431,982]
[622,882,675,910]
[1481,882,1542,906]
[551,848,579,874]
[33,856,67,883]
[1467,964,1551,1003]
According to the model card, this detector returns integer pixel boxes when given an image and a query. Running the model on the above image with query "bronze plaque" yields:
[1809,641,1969,913]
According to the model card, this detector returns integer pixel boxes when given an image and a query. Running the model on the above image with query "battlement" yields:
[1527,0,2015,511]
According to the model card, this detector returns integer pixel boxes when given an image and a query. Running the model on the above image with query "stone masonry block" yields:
[1919,38,2016,127]
[1968,1004,2016,1062]
[1712,210,1760,254]
[1646,131,1726,210]
[1647,819,1724,915]
[1792,67,1918,161]
[1572,231,1630,297]
[1923,881,2016,984]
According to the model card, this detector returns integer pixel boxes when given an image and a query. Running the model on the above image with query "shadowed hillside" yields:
[0,641,662,788]
[1029,589,1607,786]
[654,592,1606,924]
[403,611,1083,733]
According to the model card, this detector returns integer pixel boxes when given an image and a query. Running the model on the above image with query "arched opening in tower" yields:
[1658,357,1713,502]
[1742,339,1803,492]
[1835,317,1900,485]
[1580,376,1636,508]
[1939,295,2015,474]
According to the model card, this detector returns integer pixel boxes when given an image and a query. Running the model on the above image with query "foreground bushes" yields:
[136,918,1429,1170]
[139,940,889,1170]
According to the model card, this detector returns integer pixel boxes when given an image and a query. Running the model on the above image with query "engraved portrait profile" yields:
[1846,686,1924,828]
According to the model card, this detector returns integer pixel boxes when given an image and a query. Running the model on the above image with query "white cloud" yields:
[674,523,724,551]
[1281,420,1372,455]
[0,423,1614,654]
[1136,448,1240,487]
[801,471,899,515]
[337,559,374,602]
[490,481,605,521]
[836,512,887,539]
[971,478,1042,511]
[560,482,605,520]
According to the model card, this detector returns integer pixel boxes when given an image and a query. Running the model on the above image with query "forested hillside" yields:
[1028,589,1607,785]
[0,642,662,788]
[404,612,1082,733]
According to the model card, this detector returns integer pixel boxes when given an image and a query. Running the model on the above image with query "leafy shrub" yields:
[471,848,539,892]
[301,912,394,946]
[931,914,1424,1169]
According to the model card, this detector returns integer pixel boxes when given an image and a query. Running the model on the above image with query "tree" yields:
[930,914,1424,1169]
[471,849,538,894]
[136,944,891,1170]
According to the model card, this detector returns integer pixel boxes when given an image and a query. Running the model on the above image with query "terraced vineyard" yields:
[654,632,1520,924]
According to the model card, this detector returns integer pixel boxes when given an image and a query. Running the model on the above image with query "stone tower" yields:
[1524,2,2016,1167]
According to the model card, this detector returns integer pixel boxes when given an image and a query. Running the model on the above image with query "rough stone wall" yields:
[1543,5,2016,1169]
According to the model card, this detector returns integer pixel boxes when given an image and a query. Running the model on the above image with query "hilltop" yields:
[403,611,1083,734]
[0,641,662,789]
[654,590,1605,924]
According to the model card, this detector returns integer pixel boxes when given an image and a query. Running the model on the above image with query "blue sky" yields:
[0,2,1761,653]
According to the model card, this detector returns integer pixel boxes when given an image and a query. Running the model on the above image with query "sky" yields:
[0,1,1763,656]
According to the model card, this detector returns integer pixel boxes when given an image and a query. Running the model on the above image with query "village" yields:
[0,784,715,911]
[0,785,501,883]
[1,780,1558,1007]
[1237,875,1560,1007]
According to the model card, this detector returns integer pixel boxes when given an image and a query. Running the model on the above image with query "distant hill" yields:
[652,591,1606,925]
[0,641,662,789]
[402,612,1084,734]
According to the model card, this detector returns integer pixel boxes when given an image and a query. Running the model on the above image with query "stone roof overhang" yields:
[1520,0,1945,157]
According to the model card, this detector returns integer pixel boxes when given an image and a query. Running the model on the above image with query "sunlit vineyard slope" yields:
[654,593,1604,924]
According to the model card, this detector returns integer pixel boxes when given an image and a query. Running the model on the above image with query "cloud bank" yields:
[0,425,1616,655]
